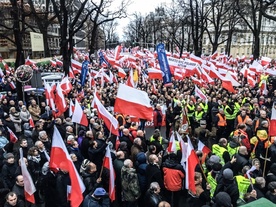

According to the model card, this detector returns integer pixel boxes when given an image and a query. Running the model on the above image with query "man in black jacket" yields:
[214,168,239,207]
[232,146,250,176]
[144,182,162,207]
[145,154,165,194]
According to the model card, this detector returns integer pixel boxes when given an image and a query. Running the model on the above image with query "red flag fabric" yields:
[19,148,36,203]
[194,85,208,103]
[261,56,271,66]
[71,100,88,126]
[71,59,82,69]
[92,93,119,136]
[185,136,199,194]
[50,60,57,67]
[60,76,73,95]
[126,69,135,88]
[29,116,35,128]
[9,81,16,90]
[147,68,163,80]
[189,54,203,65]
[116,66,126,78]
[68,67,75,79]
[114,45,122,60]
[114,83,153,120]
[167,133,178,154]
[197,140,211,164]
[270,103,276,136]
[25,56,37,66]
[44,81,56,111]
[69,99,75,117]
[54,83,67,116]
[7,127,18,143]
[115,136,120,151]
[49,126,85,207]
[222,80,235,93]
[103,146,116,201]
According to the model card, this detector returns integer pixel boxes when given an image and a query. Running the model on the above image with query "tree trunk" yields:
[42,28,50,57]
[253,35,260,60]
[226,30,233,55]
[89,26,99,56]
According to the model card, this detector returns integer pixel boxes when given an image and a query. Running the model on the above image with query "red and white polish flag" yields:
[185,136,199,195]
[7,127,18,143]
[114,83,153,121]
[19,148,36,204]
[71,100,88,126]
[103,146,116,201]
[49,126,85,207]
[92,93,119,136]
[270,103,276,136]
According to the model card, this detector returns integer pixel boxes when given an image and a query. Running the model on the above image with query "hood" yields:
[270,163,276,175]
[136,152,146,164]
[229,140,239,148]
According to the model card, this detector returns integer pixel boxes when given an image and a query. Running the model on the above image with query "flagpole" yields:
[99,165,104,178]
[263,137,270,177]
[198,160,208,182]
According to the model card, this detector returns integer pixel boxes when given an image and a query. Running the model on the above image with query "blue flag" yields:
[156,43,172,86]
[98,51,109,67]
[80,60,89,86]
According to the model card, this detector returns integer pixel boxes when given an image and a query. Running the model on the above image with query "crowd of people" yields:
[0,52,276,207]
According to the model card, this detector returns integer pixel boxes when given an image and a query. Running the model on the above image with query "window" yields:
[221,48,224,53]
[203,37,206,44]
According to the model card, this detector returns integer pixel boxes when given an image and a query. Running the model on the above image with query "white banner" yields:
[30,32,44,52]
[167,56,198,69]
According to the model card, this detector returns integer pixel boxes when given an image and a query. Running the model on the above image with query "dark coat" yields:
[80,137,92,159]
[144,189,162,207]
[82,194,110,207]
[88,143,107,171]
[2,162,17,189]
[0,177,9,207]
[146,164,165,192]
[136,152,148,193]
[56,171,71,207]
[214,178,239,207]
[232,152,249,176]
[81,171,100,197]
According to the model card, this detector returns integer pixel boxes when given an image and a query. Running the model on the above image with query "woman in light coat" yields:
[9,107,22,133]
[19,105,31,124]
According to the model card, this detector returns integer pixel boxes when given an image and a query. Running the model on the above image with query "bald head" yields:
[239,146,248,155]
[116,151,125,159]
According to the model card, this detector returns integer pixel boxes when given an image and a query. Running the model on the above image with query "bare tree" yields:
[235,0,264,59]
[0,0,29,100]
[261,0,276,21]
[101,21,119,49]
[205,0,236,54]
[165,0,190,56]
[27,0,57,57]
[178,0,208,56]
[88,0,130,55]
[51,0,96,74]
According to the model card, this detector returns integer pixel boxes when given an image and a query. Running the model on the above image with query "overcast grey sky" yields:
[116,0,168,40]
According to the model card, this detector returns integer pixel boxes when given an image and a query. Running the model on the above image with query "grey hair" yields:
[38,130,47,138]
[123,159,132,168]
[149,182,160,191]
[255,177,266,188]
[35,140,43,147]
[133,138,141,145]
